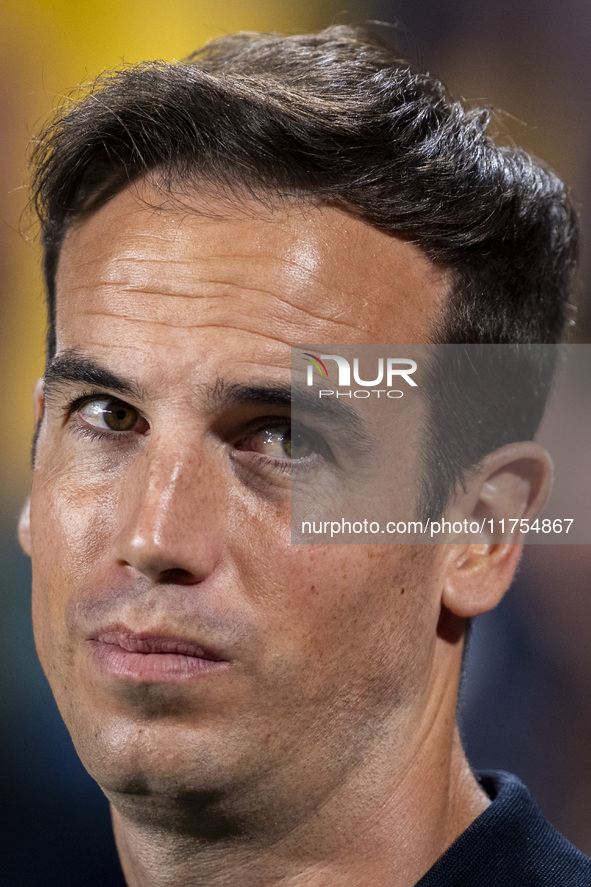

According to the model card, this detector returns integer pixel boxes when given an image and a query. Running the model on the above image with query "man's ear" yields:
[441,441,552,618]
[20,379,45,557]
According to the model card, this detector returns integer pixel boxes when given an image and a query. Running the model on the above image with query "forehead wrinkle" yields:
[62,319,310,361]
[63,256,359,319]
[66,312,338,349]
[64,339,158,359]
[68,313,354,342]
[86,257,356,304]
[72,230,371,299]
[267,298,358,329]
[65,285,360,340]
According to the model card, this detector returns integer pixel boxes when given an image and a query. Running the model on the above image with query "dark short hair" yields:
[30,25,579,511]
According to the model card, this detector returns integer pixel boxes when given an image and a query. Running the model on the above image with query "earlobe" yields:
[440,441,553,619]
[18,498,32,556]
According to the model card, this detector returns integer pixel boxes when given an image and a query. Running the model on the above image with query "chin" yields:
[65,707,257,800]
[71,716,286,839]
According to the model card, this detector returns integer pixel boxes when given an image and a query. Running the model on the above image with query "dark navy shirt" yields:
[417,771,591,885]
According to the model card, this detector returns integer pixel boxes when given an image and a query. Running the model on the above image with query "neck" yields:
[110,669,489,887]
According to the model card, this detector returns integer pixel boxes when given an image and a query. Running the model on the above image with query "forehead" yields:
[55,183,449,363]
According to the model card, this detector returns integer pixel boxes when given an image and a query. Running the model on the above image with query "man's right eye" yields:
[74,396,149,435]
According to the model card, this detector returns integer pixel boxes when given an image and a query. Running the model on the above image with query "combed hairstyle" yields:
[30,25,579,515]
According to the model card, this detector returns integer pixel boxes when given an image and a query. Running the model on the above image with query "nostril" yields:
[158,568,201,585]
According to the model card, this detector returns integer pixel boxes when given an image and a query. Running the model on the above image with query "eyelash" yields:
[71,424,127,445]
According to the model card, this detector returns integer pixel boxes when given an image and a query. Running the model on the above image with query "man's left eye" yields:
[235,425,318,461]
[76,397,148,434]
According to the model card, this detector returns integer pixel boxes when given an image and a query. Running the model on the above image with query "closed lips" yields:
[93,631,226,660]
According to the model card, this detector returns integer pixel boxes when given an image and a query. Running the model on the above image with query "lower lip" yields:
[88,641,229,682]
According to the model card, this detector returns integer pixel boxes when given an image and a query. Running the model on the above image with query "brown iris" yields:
[282,429,315,459]
[101,399,139,431]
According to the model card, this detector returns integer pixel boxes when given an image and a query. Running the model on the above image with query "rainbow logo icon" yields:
[302,353,329,378]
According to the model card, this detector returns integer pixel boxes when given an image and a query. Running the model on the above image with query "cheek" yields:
[29,468,116,671]
[233,527,439,706]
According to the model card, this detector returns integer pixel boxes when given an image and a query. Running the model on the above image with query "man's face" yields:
[22,183,450,828]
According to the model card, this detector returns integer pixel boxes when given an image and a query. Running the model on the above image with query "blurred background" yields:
[1,1,590,883]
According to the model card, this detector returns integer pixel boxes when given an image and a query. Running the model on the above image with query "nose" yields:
[112,441,222,585]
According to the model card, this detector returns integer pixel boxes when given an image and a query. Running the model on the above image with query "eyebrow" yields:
[44,351,146,402]
[204,378,356,420]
